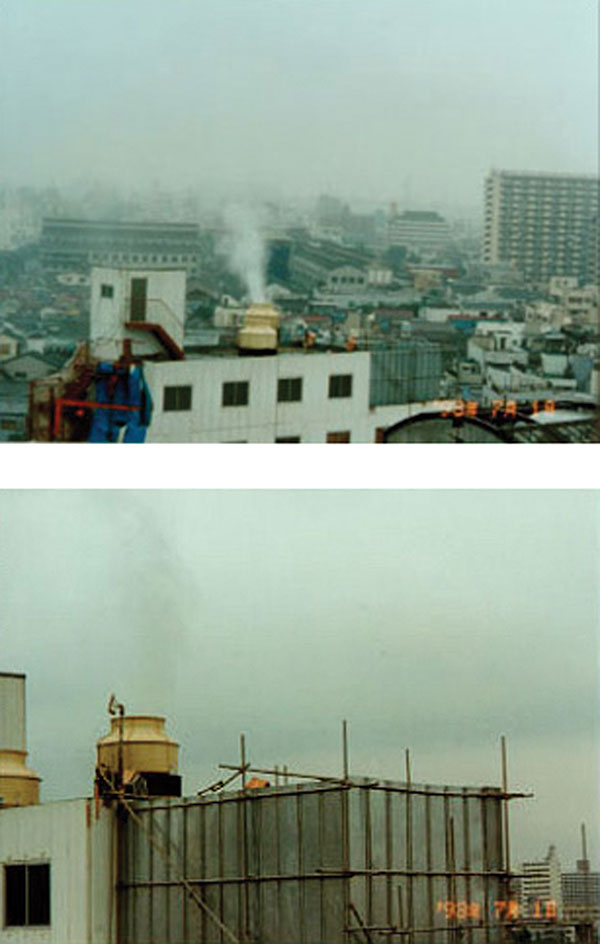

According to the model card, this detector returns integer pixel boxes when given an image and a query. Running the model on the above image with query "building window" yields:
[327,431,351,443]
[275,436,301,443]
[4,863,50,927]
[100,284,114,298]
[328,374,353,398]
[277,377,302,402]
[163,385,192,411]
[222,381,249,407]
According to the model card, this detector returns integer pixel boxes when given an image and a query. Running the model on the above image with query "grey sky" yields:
[1,0,597,213]
[0,490,598,871]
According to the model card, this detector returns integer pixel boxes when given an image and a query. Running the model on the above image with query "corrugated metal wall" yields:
[117,780,506,944]
[369,343,442,407]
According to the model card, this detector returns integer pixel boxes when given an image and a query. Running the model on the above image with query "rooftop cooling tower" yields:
[96,713,181,798]
[0,672,41,807]
[237,302,280,355]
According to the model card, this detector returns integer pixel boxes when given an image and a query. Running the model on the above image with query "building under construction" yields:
[1,672,593,944]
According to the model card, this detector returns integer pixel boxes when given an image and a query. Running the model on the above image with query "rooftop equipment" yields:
[0,672,40,807]
[237,302,280,354]
[96,697,181,798]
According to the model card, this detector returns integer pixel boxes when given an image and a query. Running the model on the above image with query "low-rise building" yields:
[388,211,451,253]
[29,265,445,443]
[40,217,200,277]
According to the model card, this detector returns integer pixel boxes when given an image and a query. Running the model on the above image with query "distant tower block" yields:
[0,672,41,806]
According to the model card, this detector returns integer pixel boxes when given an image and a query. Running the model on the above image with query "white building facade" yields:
[518,845,563,920]
[143,350,448,443]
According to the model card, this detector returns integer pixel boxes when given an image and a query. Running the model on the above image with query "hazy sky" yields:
[0,0,597,212]
[0,489,598,870]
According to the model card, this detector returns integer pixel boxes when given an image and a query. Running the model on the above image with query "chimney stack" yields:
[0,672,41,807]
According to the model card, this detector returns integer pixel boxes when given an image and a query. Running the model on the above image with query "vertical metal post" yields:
[239,734,247,938]
[405,750,413,944]
[117,703,125,794]
[425,787,434,936]
[342,720,349,781]
[462,789,473,944]
[240,734,246,789]
[500,735,510,899]
[449,816,457,944]
[397,885,405,933]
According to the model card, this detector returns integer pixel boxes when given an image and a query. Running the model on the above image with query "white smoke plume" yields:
[222,203,267,303]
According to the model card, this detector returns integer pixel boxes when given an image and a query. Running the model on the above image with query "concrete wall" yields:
[0,799,116,944]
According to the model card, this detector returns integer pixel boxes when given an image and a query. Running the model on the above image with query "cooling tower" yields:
[237,302,280,354]
[96,714,181,797]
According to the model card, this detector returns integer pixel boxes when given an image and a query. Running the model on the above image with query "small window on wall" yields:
[222,381,249,407]
[100,284,114,298]
[163,385,192,411]
[328,374,353,398]
[275,436,301,443]
[277,377,302,402]
[4,863,51,926]
[327,431,351,443]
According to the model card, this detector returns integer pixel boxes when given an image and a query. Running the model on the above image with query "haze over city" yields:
[1,489,598,871]
[1,0,597,215]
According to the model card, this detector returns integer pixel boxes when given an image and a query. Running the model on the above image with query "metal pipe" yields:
[219,762,529,799]
[120,866,515,889]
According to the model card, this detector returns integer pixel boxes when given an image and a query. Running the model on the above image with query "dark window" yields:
[100,284,114,298]
[222,381,249,407]
[275,436,301,443]
[4,863,50,927]
[163,386,192,411]
[328,374,353,398]
[327,431,351,443]
[277,377,302,403]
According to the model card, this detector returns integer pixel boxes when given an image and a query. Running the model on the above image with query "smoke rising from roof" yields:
[222,204,267,303]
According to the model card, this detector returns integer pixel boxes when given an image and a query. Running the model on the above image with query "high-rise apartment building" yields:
[518,845,563,919]
[484,170,599,284]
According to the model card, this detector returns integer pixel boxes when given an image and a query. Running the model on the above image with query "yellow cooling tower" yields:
[237,302,280,353]
[96,715,178,777]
